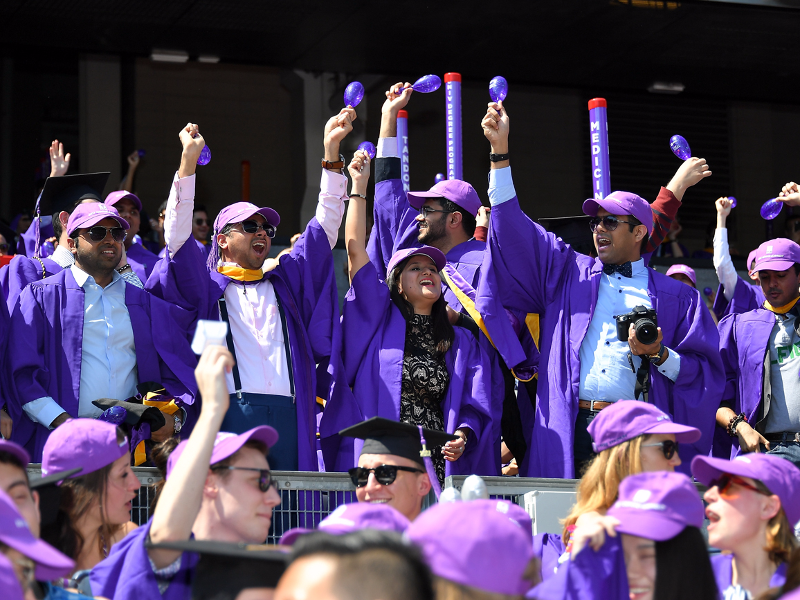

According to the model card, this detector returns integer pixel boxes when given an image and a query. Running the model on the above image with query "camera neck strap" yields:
[627,352,650,403]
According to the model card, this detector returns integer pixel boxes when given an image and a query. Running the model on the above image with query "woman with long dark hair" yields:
[320,150,501,482]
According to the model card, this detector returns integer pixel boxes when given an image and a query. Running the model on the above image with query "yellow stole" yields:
[217,265,263,282]
[764,296,800,315]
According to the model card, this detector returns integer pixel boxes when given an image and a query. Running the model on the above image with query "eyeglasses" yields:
[709,473,771,498]
[195,218,210,226]
[239,220,276,238]
[641,439,679,460]
[419,206,451,218]
[348,465,425,488]
[85,226,127,243]
[588,216,634,232]
[210,466,276,492]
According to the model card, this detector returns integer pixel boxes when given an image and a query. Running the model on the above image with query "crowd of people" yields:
[1,82,800,599]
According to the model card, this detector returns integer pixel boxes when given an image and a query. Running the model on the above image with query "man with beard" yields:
[8,202,197,461]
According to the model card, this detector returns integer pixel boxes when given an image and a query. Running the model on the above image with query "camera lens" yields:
[634,319,659,345]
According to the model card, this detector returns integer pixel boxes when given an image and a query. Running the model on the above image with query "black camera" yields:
[614,305,659,345]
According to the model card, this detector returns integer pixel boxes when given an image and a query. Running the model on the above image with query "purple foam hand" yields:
[435,173,445,184]
[489,76,508,103]
[344,81,365,107]
[357,141,376,159]
[397,74,442,94]
[760,198,783,220]
[98,405,127,425]
[669,135,691,160]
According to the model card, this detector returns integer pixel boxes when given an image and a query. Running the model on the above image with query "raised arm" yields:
[163,123,204,258]
[345,150,372,282]
[148,345,231,568]
[713,197,739,302]
[119,150,141,192]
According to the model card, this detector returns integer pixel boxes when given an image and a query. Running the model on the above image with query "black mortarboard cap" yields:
[339,417,456,467]
[91,398,167,430]
[38,172,110,215]
[145,539,288,599]
[538,215,595,256]
[28,467,83,528]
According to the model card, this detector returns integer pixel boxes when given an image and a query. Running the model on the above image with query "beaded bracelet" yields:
[727,413,747,437]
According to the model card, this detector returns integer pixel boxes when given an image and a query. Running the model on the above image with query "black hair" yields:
[794,263,800,276]
[623,214,651,254]
[386,256,454,355]
[291,530,435,600]
[653,527,718,600]
[0,451,27,483]
[193,204,208,215]
[157,200,168,216]
[435,198,477,238]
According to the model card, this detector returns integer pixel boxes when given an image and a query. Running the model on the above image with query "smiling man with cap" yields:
[477,101,723,480]
[7,202,197,460]
[716,238,800,466]
[147,112,355,472]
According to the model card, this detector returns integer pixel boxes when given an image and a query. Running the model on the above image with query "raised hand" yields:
[178,123,204,178]
[195,345,233,421]
[476,206,491,229]
[382,82,413,115]
[347,150,371,196]
[778,181,800,207]
[49,140,71,177]
[127,150,141,169]
[481,101,509,153]
[324,107,357,150]
[666,157,712,202]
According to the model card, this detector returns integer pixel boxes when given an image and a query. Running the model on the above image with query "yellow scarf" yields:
[132,394,182,466]
[217,265,263,282]
[764,296,800,315]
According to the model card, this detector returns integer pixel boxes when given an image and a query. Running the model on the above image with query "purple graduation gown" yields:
[318,261,502,475]
[90,519,198,600]
[0,255,62,311]
[711,554,786,596]
[533,532,566,582]
[147,219,339,472]
[8,268,198,460]
[476,197,724,479]
[715,307,776,459]
[126,242,160,282]
[712,277,766,321]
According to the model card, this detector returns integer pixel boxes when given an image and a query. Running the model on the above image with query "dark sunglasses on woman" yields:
[85,226,127,243]
[641,439,679,459]
[210,466,275,492]
[348,465,424,488]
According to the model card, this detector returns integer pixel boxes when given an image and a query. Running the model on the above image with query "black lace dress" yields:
[399,314,450,486]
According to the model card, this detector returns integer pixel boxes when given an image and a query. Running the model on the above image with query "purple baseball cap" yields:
[0,553,24,600]
[166,426,279,479]
[691,454,800,525]
[666,264,696,286]
[747,249,759,272]
[0,440,30,466]
[66,202,129,236]
[280,502,411,546]
[406,179,483,216]
[214,202,280,232]
[386,245,446,276]
[105,190,142,212]
[607,471,704,541]
[406,499,534,596]
[588,400,701,453]
[583,191,654,235]
[42,419,128,482]
[0,489,75,580]
[753,238,800,273]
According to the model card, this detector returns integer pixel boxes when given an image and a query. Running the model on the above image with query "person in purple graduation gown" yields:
[712,197,766,321]
[476,102,723,480]
[531,472,717,600]
[89,346,282,600]
[146,113,353,472]
[716,238,800,464]
[7,202,197,461]
[105,190,160,282]
[319,150,501,482]
[692,454,800,599]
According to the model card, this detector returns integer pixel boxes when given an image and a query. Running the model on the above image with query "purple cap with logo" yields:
[588,400,701,453]
[583,191,654,234]
[753,238,800,273]
[406,499,534,596]
[666,264,696,286]
[167,426,279,479]
[66,202,129,236]
[0,489,75,580]
[607,471,704,541]
[280,502,411,546]
[0,440,30,466]
[104,190,142,212]
[42,419,128,483]
[386,245,446,277]
[691,453,800,525]
[0,553,24,600]
[747,249,759,272]
[406,179,483,216]
[207,201,281,270]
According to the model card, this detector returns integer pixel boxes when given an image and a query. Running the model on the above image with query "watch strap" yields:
[489,153,509,163]
[322,154,345,170]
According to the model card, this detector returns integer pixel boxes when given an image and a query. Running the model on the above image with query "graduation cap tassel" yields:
[417,425,442,500]
[206,226,220,272]
[33,194,42,259]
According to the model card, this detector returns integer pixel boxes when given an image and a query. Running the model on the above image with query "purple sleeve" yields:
[713,277,764,320]
[367,174,420,279]
[717,314,739,408]
[8,287,51,408]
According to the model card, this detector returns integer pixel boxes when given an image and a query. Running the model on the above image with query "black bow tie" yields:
[603,262,633,278]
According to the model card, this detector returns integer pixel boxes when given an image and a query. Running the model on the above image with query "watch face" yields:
[174,416,183,433]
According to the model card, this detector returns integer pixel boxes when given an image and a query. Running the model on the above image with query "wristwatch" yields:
[647,343,666,364]
[321,154,345,170]
[489,153,509,162]
[173,414,183,434]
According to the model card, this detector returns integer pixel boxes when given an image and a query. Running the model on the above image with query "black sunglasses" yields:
[239,220,276,238]
[85,226,126,243]
[588,216,634,233]
[641,439,679,460]
[419,206,451,218]
[210,466,275,492]
[348,465,425,488]
[709,473,770,498]
[195,218,210,226]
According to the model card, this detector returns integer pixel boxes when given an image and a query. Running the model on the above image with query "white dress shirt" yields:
[23,265,138,427]
[164,168,347,396]
[50,244,74,268]
[713,228,740,303]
